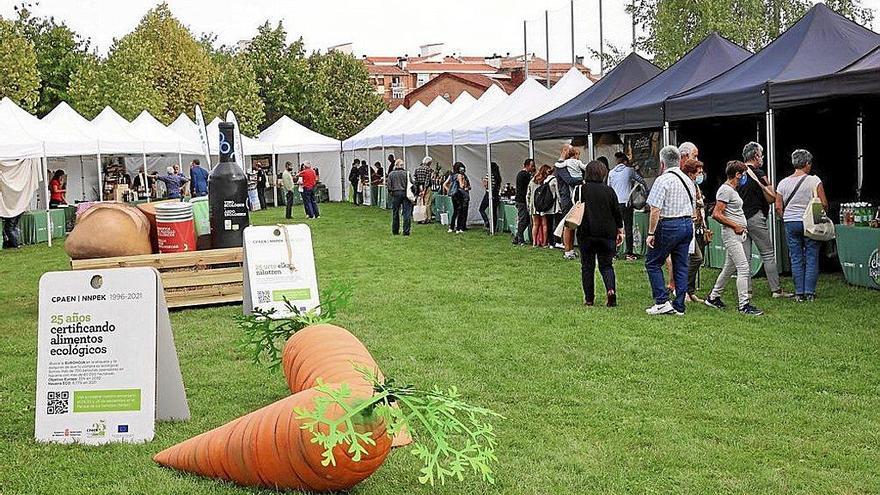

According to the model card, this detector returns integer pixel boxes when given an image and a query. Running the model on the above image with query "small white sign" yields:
[35,268,189,445]
[243,224,320,316]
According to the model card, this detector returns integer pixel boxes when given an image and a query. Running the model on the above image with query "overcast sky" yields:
[2,0,878,73]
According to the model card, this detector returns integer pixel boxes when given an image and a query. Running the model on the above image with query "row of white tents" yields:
[0,97,344,218]
[341,67,599,229]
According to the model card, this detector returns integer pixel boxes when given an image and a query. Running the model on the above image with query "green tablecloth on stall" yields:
[837,224,880,289]
[499,203,531,242]
[433,194,454,225]
[20,210,65,245]
[616,209,649,257]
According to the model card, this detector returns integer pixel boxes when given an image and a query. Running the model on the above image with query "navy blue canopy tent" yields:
[528,53,660,140]
[770,45,880,108]
[665,3,880,122]
[589,33,751,134]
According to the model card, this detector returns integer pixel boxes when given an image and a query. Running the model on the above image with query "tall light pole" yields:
[523,20,529,80]
[545,10,551,88]
[599,0,605,76]
[570,0,576,66]
[631,0,637,51]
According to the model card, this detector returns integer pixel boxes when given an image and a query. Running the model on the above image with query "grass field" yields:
[1,202,879,494]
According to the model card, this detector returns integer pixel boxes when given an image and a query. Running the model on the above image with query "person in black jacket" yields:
[576,160,624,307]
[349,159,362,205]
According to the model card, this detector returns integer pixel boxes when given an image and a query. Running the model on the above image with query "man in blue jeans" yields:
[644,145,695,315]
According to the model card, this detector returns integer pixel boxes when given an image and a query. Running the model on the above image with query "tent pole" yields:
[424,131,429,158]
[765,109,778,260]
[97,152,103,201]
[272,144,278,207]
[662,122,670,147]
[570,0,575,66]
[587,133,595,161]
[79,156,85,201]
[486,129,494,235]
[857,109,864,200]
[142,147,150,200]
[43,143,52,248]
[451,130,457,164]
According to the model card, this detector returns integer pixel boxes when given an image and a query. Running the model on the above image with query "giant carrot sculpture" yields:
[155,317,500,492]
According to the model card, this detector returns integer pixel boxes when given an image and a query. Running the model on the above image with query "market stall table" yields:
[836,224,880,289]
[616,210,649,257]
[433,194,454,225]
[20,210,66,245]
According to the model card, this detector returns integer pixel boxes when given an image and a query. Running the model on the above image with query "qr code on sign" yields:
[47,391,69,415]
[257,290,271,304]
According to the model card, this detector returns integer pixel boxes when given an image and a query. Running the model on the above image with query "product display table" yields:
[499,202,530,243]
[836,224,880,289]
[616,209,649,257]
[20,209,66,245]
[433,194,454,224]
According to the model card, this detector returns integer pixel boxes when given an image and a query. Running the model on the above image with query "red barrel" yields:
[155,202,196,253]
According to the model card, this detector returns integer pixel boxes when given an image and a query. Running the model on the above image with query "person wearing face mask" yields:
[705,160,764,316]
[738,141,792,298]
[685,161,708,303]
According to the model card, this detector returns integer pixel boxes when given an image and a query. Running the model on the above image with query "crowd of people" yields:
[358,140,830,316]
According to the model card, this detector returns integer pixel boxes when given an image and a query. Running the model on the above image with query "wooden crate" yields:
[70,248,243,309]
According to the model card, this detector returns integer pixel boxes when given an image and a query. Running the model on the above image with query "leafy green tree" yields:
[205,49,265,136]
[115,2,212,123]
[13,3,90,116]
[244,21,317,130]
[308,50,384,140]
[68,36,164,120]
[0,18,40,111]
[629,0,874,68]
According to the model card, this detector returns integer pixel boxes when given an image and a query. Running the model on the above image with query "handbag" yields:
[412,196,428,222]
[803,182,835,241]
[563,186,585,229]
[627,182,647,209]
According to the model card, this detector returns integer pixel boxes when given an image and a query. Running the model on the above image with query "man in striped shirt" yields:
[645,145,696,316]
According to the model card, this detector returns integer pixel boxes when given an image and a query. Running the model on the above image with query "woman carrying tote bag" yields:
[775,149,829,302]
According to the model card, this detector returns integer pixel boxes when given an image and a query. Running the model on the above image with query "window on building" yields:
[416,73,429,87]
[391,76,401,87]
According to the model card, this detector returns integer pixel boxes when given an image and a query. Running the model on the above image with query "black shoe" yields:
[739,303,764,316]
[704,297,725,309]
[606,291,617,308]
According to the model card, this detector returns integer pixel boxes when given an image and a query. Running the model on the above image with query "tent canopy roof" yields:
[666,3,880,121]
[529,53,661,139]
[590,33,752,133]
[257,115,340,153]
[426,84,509,146]
[770,44,880,107]
[40,102,100,156]
[0,98,43,160]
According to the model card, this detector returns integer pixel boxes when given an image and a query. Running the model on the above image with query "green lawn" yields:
[1,203,879,494]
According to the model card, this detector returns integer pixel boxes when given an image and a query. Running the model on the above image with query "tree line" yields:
[0,2,384,138]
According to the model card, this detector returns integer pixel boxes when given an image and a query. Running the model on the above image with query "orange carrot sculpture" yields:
[155,293,501,492]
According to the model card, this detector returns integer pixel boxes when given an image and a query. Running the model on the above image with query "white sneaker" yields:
[555,243,565,249]
[456,230,463,234]
[447,228,454,233]
[563,250,577,260]
[646,301,676,315]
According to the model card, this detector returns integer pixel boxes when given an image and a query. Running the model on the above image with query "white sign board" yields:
[243,224,320,316]
[35,268,189,445]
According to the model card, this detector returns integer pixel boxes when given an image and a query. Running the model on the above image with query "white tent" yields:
[89,106,144,155]
[0,98,43,160]
[258,115,343,202]
[425,85,509,146]
[130,111,201,155]
[373,101,428,149]
[342,107,401,151]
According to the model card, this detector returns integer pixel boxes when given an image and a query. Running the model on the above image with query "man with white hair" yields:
[644,145,696,315]
[154,165,188,199]
[414,156,434,223]
[678,142,698,166]
[739,141,791,298]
